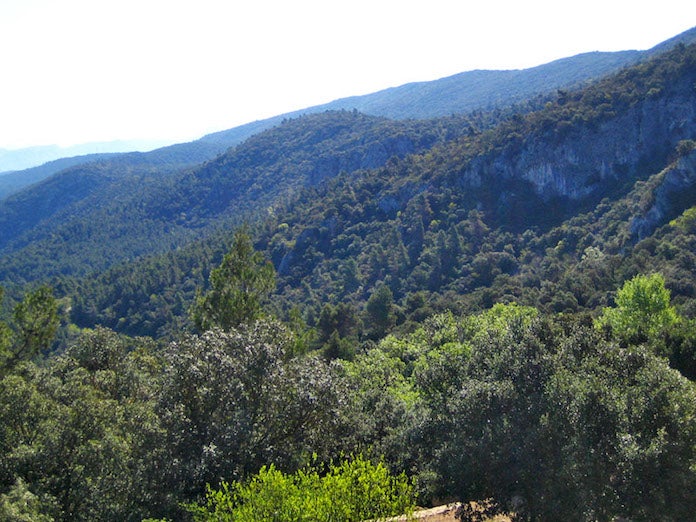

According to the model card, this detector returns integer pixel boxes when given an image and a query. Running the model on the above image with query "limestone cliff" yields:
[631,146,696,239]
[457,50,696,204]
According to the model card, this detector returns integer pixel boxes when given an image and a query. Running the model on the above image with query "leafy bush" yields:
[186,454,416,522]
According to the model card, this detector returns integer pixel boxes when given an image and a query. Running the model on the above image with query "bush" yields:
[186,454,416,522]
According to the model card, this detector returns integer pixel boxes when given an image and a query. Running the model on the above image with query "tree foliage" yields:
[0,328,165,521]
[1,295,695,520]
[0,286,58,373]
[155,319,349,515]
[0,479,54,522]
[191,227,276,332]
[409,310,696,520]
[597,273,679,347]
[1,40,696,522]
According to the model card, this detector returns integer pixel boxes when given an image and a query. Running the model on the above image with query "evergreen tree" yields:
[191,228,276,332]
[364,284,396,340]
[1,286,58,373]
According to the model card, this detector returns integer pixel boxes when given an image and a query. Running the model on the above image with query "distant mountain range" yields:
[59,39,696,337]
[4,26,696,522]
[0,139,174,173]
[2,26,694,201]
[0,140,229,201]
[201,26,696,144]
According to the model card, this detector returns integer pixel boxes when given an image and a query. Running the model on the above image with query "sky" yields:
[1,0,695,150]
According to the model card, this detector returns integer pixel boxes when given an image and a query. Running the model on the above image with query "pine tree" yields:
[191,227,276,332]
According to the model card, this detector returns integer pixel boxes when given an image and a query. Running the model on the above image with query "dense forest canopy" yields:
[1,37,696,522]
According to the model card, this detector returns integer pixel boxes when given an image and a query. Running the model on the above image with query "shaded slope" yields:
[0,139,228,201]
[0,139,226,252]
[0,111,462,285]
[0,152,121,201]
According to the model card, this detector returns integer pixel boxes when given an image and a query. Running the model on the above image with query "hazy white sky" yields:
[1,0,694,149]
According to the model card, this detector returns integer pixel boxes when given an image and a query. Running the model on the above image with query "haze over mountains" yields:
[193,27,696,146]
[3,25,695,200]
[0,139,173,173]
[0,27,693,311]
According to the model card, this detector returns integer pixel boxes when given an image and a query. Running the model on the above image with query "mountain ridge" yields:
[4,25,696,522]
[201,26,696,146]
[3,26,694,202]
[0,111,464,286]
[0,139,174,173]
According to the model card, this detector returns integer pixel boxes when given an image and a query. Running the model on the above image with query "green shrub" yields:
[186,454,416,521]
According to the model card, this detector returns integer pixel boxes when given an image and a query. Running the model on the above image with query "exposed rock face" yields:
[308,133,424,185]
[458,75,696,201]
[631,148,696,239]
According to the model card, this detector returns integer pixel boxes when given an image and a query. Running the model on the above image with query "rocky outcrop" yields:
[631,147,696,239]
[458,74,696,201]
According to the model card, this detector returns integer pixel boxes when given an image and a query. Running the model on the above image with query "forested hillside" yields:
[0,139,229,202]
[1,34,696,522]
[0,152,121,201]
[254,42,696,322]
[0,112,475,288]
[66,42,696,340]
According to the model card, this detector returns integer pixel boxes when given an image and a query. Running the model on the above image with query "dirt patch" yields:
[384,503,461,521]
[380,501,514,521]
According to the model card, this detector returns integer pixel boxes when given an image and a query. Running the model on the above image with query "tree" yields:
[191,227,276,332]
[0,328,166,521]
[1,286,58,373]
[341,348,423,468]
[409,311,696,520]
[157,320,349,513]
[597,273,679,348]
[0,479,54,522]
[0,289,11,369]
[317,302,360,359]
[364,284,396,340]
[317,302,360,343]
